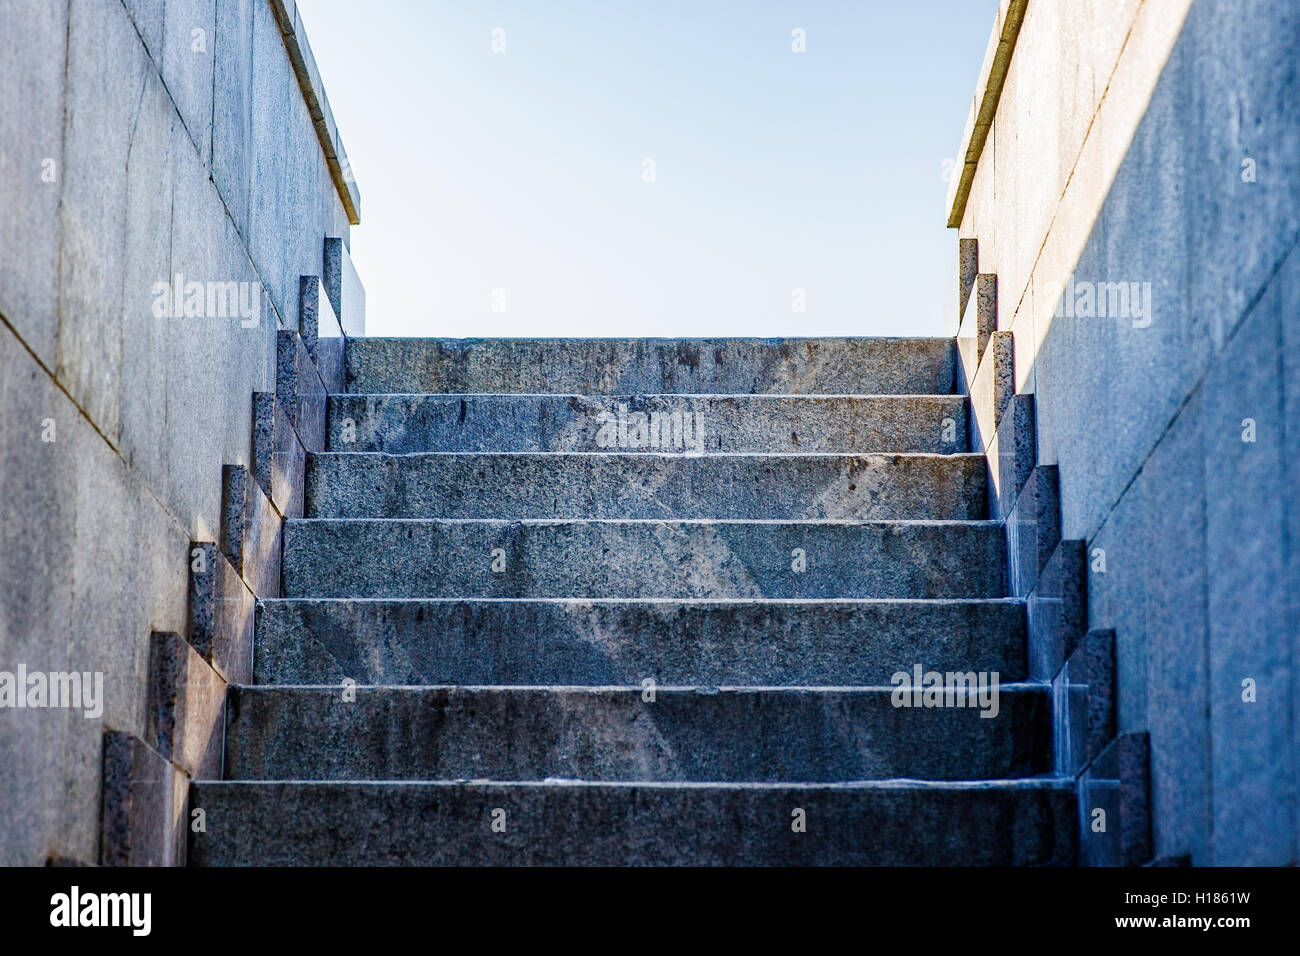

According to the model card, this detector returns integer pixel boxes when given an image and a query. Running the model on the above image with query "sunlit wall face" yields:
[299,0,997,338]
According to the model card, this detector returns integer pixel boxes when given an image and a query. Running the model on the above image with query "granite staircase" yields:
[189,337,1077,865]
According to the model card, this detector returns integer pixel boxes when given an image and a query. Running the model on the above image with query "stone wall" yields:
[0,0,361,865]
[952,0,1299,864]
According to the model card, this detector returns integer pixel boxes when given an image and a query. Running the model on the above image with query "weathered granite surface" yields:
[224,685,1051,783]
[305,452,988,521]
[280,518,1008,600]
[189,778,1077,866]
[326,394,971,454]
[254,597,1029,686]
[147,632,227,780]
[344,337,958,395]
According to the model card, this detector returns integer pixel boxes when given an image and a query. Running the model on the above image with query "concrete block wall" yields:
[0,0,361,865]
[952,0,1299,864]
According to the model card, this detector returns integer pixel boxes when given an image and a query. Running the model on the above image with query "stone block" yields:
[0,0,67,367]
[1201,289,1293,864]
[225,684,1052,783]
[162,0,215,164]
[325,393,970,456]
[57,0,157,438]
[305,452,989,521]
[344,337,958,396]
[967,331,1014,454]
[1054,628,1116,776]
[323,236,366,336]
[276,329,327,452]
[220,464,282,598]
[958,237,979,321]
[212,0,255,238]
[281,518,1008,600]
[147,632,226,780]
[188,541,255,685]
[1077,731,1151,867]
[251,392,306,518]
[254,597,1029,686]
[1005,464,1060,597]
[988,392,1037,520]
[298,274,344,392]
[1027,538,1086,681]
[1136,395,1210,864]
[100,730,186,867]
[973,274,997,359]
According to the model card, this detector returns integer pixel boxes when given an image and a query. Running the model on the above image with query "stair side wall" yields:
[952,0,1300,865]
[0,0,358,865]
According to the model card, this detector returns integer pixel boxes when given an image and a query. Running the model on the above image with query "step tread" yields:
[344,337,958,396]
[304,452,988,521]
[188,778,1077,866]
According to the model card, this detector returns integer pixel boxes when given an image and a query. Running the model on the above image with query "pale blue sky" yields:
[298,1,997,337]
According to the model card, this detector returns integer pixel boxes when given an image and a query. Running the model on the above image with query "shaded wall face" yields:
[0,0,351,864]
[960,0,1300,864]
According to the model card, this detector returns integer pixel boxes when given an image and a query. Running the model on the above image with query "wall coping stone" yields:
[944,0,1027,228]
[269,0,361,225]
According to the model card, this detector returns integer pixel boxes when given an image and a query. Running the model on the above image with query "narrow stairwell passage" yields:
[190,337,1077,865]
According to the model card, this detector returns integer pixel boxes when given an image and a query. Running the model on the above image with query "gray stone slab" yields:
[212,0,255,238]
[1182,0,1300,352]
[298,274,344,391]
[967,331,1014,454]
[147,631,226,780]
[225,685,1051,783]
[344,338,959,396]
[101,730,186,867]
[1053,629,1116,777]
[252,392,306,518]
[958,237,979,321]
[1200,291,1293,865]
[0,0,67,368]
[57,0,156,439]
[1136,394,1211,864]
[254,597,1029,686]
[1005,465,1060,598]
[1026,539,1086,682]
[305,453,988,521]
[1084,480,1148,736]
[989,392,1036,520]
[189,541,255,685]
[280,519,1009,600]
[220,464,282,598]
[323,237,365,336]
[1077,732,1151,867]
[161,0,215,164]
[189,778,1077,866]
[327,394,971,455]
[1281,235,1300,863]
[276,329,327,452]
[974,274,997,359]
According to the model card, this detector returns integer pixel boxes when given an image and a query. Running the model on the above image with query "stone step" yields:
[326,393,970,454]
[187,779,1077,865]
[223,685,1051,783]
[304,453,988,521]
[343,337,957,395]
[279,519,1008,599]
[253,597,1029,685]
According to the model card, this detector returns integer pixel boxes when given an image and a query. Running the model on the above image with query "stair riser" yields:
[344,338,957,395]
[254,598,1029,685]
[326,394,969,454]
[224,686,1052,782]
[280,520,1008,599]
[305,454,988,521]
[188,781,1077,866]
